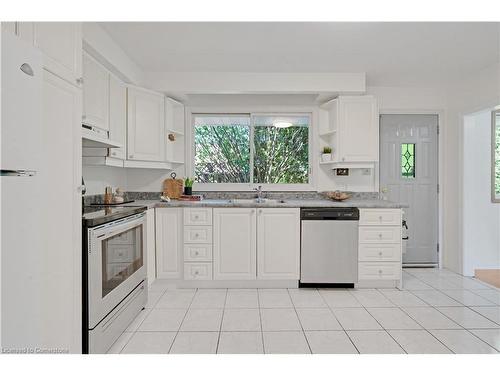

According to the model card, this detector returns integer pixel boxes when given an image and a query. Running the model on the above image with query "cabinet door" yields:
[338,96,378,162]
[127,87,165,162]
[155,208,182,279]
[213,208,256,280]
[108,74,126,159]
[257,208,300,280]
[1,22,16,35]
[146,208,156,287]
[82,53,109,130]
[41,70,82,352]
[20,22,82,86]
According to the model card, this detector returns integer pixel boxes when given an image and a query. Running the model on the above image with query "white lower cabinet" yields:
[358,208,402,288]
[184,262,213,280]
[257,208,300,280]
[155,207,182,279]
[213,208,257,280]
[213,207,300,281]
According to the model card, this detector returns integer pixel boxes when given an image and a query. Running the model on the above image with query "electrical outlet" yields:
[336,168,349,176]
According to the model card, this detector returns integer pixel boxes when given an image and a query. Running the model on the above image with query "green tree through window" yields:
[194,115,309,184]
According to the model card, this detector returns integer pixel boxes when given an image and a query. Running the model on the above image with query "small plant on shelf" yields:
[321,146,333,162]
[184,177,194,195]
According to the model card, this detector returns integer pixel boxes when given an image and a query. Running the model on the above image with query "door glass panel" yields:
[401,143,416,178]
[101,225,143,297]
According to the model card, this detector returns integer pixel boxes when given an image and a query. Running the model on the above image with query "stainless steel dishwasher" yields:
[300,207,359,286]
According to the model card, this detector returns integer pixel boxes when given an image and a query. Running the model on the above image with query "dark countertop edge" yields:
[82,206,148,228]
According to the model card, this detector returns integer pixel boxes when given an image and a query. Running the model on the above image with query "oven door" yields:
[87,213,146,329]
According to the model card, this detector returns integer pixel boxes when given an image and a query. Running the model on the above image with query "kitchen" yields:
[1,14,500,361]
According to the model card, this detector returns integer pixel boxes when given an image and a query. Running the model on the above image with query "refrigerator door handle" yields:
[20,63,34,76]
[0,169,37,177]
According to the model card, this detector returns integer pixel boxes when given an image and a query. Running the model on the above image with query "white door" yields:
[18,22,82,86]
[213,208,256,280]
[155,208,182,279]
[127,87,165,162]
[257,208,300,280]
[82,52,109,130]
[380,114,438,264]
[108,74,127,159]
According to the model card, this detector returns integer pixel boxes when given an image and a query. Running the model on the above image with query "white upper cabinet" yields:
[213,208,257,280]
[164,97,185,164]
[127,86,166,162]
[321,95,378,163]
[108,74,126,159]
[82,52,109,130]
[18,22,82,87]
[257,208,300,280]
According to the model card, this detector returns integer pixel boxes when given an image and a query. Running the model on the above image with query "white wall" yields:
[443,63,500,273]
[83,165,127,196]
[463,111,500,276]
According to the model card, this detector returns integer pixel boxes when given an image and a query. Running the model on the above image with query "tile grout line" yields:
[166,288,197,354]
[215,288,229,354]
[286,288,312,354]
[318,288,360,354]
[256,289,266,354]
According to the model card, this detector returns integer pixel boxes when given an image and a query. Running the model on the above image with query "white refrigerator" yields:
[1,32,45,351]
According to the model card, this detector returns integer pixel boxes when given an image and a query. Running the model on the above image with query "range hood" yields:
[82,125,122,148]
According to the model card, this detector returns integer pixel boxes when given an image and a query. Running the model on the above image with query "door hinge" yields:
[437,124,440,135]
[437,184,440,194]
[437,243,440,253]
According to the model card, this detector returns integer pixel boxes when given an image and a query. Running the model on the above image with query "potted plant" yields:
[184,177,194,195]
[321,146,333,162]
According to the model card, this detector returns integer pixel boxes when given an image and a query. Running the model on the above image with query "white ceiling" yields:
[99,22,499,87]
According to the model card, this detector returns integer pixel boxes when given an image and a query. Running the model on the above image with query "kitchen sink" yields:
[229,198,287,204]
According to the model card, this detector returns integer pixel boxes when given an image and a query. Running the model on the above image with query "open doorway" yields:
[380,114,439,266]
[462,110,500,284]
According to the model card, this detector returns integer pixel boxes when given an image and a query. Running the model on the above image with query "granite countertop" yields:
[123,198,408,209]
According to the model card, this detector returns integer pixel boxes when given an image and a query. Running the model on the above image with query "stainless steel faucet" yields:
[254,185,264,203]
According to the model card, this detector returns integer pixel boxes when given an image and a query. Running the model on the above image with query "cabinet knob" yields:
[76,77,84,85]
[378,233,382,238]
[195,251,199,256]
[251,210,255,214]
[194,271,199,275]
[258,209,262,214]
[194,215,199,219]
[129,155,134,159]
[379,216,383,221]
[194,233,199,237]
[379,251,383,256]
[112,151,116,156]
[378,269,383,274]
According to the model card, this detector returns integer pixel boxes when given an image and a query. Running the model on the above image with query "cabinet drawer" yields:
[184,262,213,280]
[358,262,401,280]
[358,243,401,262]
[184,244,213,262]
[184,226,213,244]
[184,208,212,226]
[359,226,401,244]
[359,209,401,226]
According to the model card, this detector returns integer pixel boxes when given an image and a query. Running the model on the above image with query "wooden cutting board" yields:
[163,172,183,199]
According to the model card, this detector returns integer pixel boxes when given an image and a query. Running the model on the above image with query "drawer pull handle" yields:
[379,216,383,221]
[378,233,383,238]
[195,251,199,256]
[378,269,383,274]
[379,251,383,256]
[194,215,199,219]
[194,233,199,237]
[194,271,199,275]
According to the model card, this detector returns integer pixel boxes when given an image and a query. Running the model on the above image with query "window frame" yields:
[188,108,315,191]
[492,108,500,203]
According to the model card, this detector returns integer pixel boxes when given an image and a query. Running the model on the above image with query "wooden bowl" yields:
[325,191,351,201]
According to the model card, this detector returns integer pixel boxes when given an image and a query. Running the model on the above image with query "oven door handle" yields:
[90,214,146,241]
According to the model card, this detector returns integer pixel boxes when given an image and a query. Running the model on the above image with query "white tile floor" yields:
[109,268,500,354]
